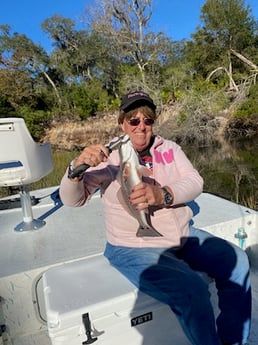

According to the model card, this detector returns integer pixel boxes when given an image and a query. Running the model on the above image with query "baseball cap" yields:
[120,91,156,112]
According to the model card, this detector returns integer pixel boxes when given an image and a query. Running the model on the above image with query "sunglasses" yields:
[127,118,155,126]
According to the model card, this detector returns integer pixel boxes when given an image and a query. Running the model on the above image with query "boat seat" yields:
[0,117,53,231]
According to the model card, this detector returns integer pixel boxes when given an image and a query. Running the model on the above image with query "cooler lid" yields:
[43,254,148,333]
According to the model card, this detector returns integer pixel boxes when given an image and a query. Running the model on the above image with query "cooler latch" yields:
[82,313,97,344]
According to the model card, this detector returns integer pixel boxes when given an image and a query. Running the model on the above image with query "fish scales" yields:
[118,138,162,237]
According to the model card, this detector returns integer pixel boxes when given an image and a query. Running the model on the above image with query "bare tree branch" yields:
[230,48,258,71]
[206,66,239,92]
[86,0,164,88]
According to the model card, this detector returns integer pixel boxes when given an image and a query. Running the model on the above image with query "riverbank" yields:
[43,107,258,151]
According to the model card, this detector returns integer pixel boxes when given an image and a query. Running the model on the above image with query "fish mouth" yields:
[109,134,130,150]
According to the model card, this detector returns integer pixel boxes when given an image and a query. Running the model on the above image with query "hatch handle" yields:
[82,312,97,344]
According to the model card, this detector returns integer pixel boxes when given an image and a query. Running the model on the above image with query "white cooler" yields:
[42,254,196,345]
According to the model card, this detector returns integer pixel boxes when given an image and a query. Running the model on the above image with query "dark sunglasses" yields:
[127,118,155,126]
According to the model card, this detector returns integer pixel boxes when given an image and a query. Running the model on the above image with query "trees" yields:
[41,15,123,114]
[86,0,172,93]
[184,0,258,90]
[0,24,61,109]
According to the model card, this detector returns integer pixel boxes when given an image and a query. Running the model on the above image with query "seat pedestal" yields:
[14,185,45,232]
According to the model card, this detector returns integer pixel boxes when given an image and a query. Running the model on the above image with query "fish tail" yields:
[136,226,163,237]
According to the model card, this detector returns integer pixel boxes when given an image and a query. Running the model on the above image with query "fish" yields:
[118,137,162,237]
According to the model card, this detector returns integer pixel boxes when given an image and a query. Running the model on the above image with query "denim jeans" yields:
[104,226,251,345]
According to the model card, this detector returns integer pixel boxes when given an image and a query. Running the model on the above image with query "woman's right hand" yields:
[74,144,110,168]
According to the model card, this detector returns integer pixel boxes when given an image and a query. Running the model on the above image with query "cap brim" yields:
[121,99,156,111]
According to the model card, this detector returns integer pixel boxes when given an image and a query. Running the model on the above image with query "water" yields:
[182,136,258,210]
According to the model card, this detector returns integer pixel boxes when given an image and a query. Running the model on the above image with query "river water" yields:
[183,136,258,210]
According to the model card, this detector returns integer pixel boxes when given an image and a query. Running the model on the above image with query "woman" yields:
[60,91,251,345]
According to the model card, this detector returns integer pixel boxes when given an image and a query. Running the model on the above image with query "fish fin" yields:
[136,226,163,237]
[122,162,130,181]
[124,163,142,183]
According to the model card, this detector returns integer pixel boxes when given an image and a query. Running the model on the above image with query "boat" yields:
[0,118,257,345]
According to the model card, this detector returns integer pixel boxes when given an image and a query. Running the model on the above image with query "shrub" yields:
[234,83,258,117]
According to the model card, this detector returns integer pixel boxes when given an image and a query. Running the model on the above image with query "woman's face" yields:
[120,111,154,152]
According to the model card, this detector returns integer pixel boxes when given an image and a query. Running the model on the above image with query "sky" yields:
[1,0,258,53]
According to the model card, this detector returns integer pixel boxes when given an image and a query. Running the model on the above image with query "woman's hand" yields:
[129,182,165,210]
[74,144,110,168]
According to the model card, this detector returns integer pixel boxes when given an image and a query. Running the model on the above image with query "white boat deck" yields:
[0,187,257,345]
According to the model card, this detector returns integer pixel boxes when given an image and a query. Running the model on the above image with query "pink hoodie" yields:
[60,135,203,248]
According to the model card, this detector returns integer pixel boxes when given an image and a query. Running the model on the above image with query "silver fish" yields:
[118,137,162,237]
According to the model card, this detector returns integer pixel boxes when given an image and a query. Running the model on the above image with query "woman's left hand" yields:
[129,182,164,210]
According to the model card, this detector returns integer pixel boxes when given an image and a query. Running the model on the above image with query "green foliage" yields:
[19,106,51,140]
[248,82,258,98]
[201,0,256,51]
[0,95,16,117]
[234,83,258,117]
[159,64,194,103]
[170,79,230,146]
[185,0,257,78]
[235,98,258,117]
[118,64,143,93]
[66,81,114,119]
[67,85,97,119]
[177,79,229,123]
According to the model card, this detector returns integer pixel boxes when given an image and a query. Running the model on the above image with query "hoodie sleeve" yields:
[168,144,203,205]
[59,170,90,207]
[59,160,113,207]
[152,138,203,206]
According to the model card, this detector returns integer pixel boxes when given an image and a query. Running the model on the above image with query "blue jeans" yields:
[104,226,251,345]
